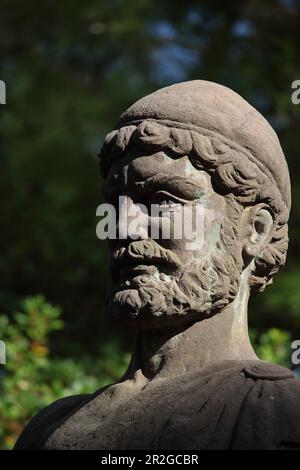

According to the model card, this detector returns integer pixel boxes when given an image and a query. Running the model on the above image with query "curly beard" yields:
[106,235,243,329]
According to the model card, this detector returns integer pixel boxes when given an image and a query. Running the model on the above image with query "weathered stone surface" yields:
[15,80,300,450]
[15,360,300,450]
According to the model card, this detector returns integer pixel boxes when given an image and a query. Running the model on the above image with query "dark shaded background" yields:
[1,0,300,447]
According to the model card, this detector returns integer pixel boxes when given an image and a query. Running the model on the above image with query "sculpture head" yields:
[99,80,291,329]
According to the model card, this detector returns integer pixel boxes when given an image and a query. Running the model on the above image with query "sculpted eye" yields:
[149,190,191,205]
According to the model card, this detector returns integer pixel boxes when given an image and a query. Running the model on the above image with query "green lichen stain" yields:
[184,159,198,176]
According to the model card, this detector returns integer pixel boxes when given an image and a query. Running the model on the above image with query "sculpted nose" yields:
[117,195,149,240]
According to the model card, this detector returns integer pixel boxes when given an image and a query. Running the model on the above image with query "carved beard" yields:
[106,235,243,328]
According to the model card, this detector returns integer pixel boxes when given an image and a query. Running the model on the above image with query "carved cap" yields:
[118,80,291,211]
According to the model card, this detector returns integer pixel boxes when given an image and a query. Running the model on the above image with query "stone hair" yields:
[99,120,289,295]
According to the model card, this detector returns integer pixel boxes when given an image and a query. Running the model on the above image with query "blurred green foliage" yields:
[0,0,300,450]
[0,296,130,449]
[250,327,292,368]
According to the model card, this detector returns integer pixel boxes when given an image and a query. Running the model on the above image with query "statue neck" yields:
[124,265,258,382]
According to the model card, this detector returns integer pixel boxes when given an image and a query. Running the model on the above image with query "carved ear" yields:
[242,205,274,259]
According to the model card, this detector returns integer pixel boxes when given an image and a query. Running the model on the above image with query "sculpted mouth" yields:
[112,259,160,282]
[121,264,157,276]
[110,240,181,282]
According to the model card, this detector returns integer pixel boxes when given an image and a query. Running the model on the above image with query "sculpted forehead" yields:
[127,151,188,179]
[107,150,213,197]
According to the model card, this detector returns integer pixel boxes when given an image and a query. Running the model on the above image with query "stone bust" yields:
[15,81,300,450]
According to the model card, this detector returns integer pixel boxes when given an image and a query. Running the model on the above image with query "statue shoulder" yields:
[167,360,300,450]
[14,394,91,450]
[238,361,300,449]
[241,360,297,381]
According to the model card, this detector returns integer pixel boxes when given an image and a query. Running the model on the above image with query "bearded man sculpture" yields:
[15,81,300,450]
